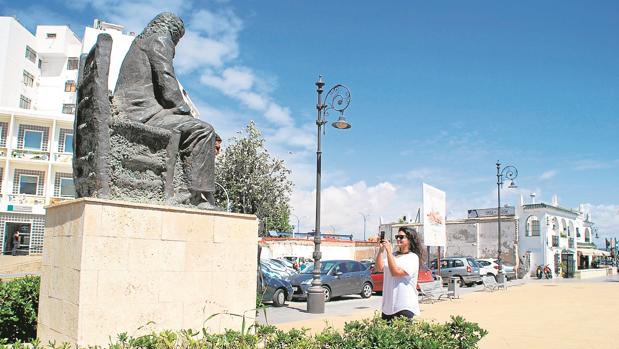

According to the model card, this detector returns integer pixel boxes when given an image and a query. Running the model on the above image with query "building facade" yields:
[0,17,81,255]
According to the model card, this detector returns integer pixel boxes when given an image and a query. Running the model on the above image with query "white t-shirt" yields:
[381,252,420,316]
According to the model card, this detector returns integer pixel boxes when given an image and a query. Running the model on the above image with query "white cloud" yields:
[539,170,557,180]
[176,31,239,71]
[291,181,406,240]
[580,203,619,239]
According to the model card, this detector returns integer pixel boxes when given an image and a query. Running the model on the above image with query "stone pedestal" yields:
[37,198,258,347]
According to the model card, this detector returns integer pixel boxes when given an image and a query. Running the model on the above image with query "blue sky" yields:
[4,0,618,241]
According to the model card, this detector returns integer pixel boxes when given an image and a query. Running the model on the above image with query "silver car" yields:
[430,257,481,287]
[290,260,373,302]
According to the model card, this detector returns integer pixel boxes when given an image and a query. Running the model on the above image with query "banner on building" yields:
[467,207,515,218]
[422,183,446,247]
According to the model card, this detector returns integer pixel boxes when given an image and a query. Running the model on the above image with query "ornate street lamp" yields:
[290,213,300,238]
[307,76,351,314]
[359,212,370,241]
[496,161,518,281]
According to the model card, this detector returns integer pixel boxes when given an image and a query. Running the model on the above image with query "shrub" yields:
[1,314,485,348]
[0,276,40,343]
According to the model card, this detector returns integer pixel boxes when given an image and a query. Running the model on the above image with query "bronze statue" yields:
[74,12,218,209]
[114,12,216,209]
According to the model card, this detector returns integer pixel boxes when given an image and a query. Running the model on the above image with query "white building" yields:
[516,195,606,278]
[0,17,81,255]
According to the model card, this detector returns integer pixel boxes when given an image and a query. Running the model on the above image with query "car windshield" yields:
[302,261,337,274]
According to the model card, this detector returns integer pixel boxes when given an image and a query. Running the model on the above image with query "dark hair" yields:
[397,227,425,260]
[136,12,185,44]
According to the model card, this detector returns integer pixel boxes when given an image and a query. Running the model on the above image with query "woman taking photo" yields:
[375,227,425,321]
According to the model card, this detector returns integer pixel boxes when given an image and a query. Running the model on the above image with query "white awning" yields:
[578,249,611,257]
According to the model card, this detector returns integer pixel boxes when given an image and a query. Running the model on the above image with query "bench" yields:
[419,280,450,303]
[481,275,505,291]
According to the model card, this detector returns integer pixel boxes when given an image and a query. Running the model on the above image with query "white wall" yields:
[0,17,39,109]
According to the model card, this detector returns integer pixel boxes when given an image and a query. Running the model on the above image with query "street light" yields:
[290,213,300,238]
[214,182,231,212]
[308,75,352,314]
[496,161,518,279]
[359,212,370,241]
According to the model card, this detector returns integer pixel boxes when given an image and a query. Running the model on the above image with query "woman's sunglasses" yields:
[394,235,407,240]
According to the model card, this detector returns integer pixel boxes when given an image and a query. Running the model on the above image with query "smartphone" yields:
[380,231,385,242]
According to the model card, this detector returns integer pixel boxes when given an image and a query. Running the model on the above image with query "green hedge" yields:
[2,315,487,349]
[0,276,487,348]
[0,276,40,343]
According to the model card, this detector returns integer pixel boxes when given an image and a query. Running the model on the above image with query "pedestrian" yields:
[11,231,19,256]
[375,227,425,322]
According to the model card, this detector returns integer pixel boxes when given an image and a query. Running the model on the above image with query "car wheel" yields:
[322,286,331,302]
[360,282,372,298]
[456,276,465,287]
[272,288,286,307]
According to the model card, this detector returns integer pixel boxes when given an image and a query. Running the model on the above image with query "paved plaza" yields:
[267,276,619,349]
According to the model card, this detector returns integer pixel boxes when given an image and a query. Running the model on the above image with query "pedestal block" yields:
[37,198,258,347]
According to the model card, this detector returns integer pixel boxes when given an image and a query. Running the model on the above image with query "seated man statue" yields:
[113,12,216,209]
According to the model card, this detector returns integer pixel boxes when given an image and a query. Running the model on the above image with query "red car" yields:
[370,264,434,292]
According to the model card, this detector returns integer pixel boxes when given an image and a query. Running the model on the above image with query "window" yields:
[38,59,42,69]
[63,134,73,153]
[64,80,76,92]
[23,71,34,87]
[453,260,464,267]
[46,33,56,38]
[23,130,43,150]
[19,175,38,195]
[25,46,37,63]
[19,95,31,109]
[526,216,540,237]
[62,104,75,114]
[67,57,79,70]
[59,178,75,197]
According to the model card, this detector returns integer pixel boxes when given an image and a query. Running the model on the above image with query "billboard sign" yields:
[467,207,515,219]
[422,183,446,247]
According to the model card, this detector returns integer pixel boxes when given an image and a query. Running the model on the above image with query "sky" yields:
[4,0,618,242]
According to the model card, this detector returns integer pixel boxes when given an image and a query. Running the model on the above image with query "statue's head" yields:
[138,12,185,45]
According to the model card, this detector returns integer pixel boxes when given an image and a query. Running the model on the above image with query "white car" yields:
[476,259,499,280]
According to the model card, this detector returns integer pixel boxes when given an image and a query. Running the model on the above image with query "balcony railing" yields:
[7,194,46,207]
[48,196,74,205]
[11,149,50,161]
[552,235,560,247]
[52,152,73,163]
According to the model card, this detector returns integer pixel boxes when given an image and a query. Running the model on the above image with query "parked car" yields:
[370,264,434,293]
[478,258,517,280]
[430,257,481,287]
[290,259,373,302]
[260,259,295,280]
[258,264,293,307]
[476,259,499,280]
[269,258,299,274]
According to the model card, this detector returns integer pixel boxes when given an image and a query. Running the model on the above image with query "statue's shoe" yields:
[196,202,224,211]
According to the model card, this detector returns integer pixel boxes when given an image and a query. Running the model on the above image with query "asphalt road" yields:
[256,279,525,325]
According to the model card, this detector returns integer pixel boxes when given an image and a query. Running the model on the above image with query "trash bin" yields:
[497,272,506,284]
[448,277,460,299]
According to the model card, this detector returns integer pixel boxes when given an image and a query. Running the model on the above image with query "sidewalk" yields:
[275,277,619,349]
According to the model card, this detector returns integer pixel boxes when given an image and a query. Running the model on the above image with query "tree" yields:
[214,121,293,235]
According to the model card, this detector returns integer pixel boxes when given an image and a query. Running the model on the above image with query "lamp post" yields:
[290,213,300,238]
[496,161,518,277]
[214,182,231,212]
[359,212,369,241]
[308,75,352,314]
